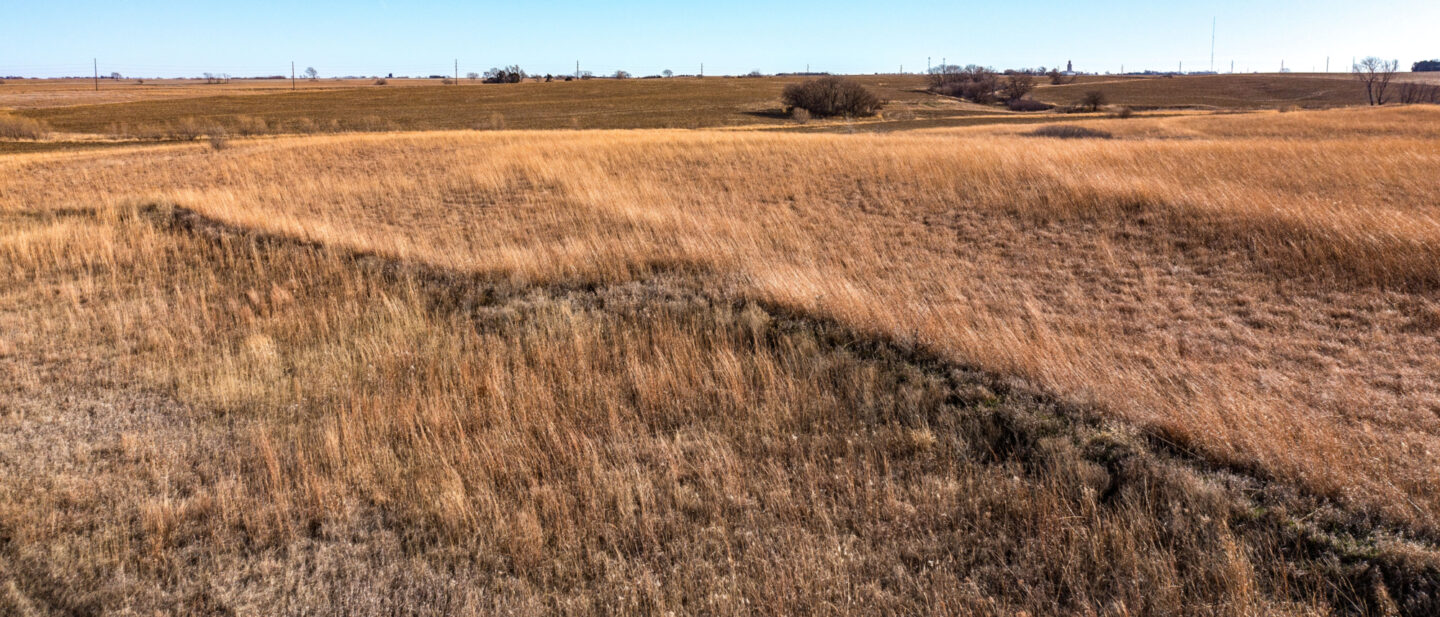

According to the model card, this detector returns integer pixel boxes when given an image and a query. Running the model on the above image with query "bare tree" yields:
[483,66,526,84]
[662,69,674,78]
[1081,90,1107,112]
[613,70,631,79]
[304,66,319,81]
[1000,73,1036,103]
[1396,82,1440,105]
[466,72,480,81]
[1352,57,1397,105]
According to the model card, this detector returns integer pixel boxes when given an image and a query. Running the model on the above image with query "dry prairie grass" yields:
[2,105,1440,613]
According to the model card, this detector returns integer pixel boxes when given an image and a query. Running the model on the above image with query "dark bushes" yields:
[1028,125,1114,139]
[781,77,884,117]
[484,66,526,84]
[1007,99,1053,112]
[930,65,1000,104]
[1397,82,1440,104]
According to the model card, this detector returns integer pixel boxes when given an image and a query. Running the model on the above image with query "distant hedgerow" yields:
[782,77,884,117]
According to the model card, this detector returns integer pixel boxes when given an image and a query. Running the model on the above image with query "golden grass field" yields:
[2,74,1440,614]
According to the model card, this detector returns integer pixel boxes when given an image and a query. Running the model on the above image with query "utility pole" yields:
[1326,57,1330,73]
[93,58,98,91]
[927,56,930,73]
[291,62,296,90]
[1231,60,1234,74]
[700,62,704,77]
[454,58,458,82]
[575,60,580,80]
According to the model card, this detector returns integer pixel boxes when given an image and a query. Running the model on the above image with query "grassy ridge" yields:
[2,201,1434,614]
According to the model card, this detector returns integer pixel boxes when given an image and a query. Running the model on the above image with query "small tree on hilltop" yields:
[782,76,884,117]
[1081,90,1107,111]
[304,67,319,81]
[663,69,674,78]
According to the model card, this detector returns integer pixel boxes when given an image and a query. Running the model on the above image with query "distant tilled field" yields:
[2,78,1439,615]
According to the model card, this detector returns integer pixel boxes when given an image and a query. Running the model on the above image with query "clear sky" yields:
[3,1,1437,78]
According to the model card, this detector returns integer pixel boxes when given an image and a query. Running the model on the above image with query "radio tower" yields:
[1210,17,1216,73]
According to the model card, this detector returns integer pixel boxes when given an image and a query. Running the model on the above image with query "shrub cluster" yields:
[929,65,1000,103]
[484,66,526,84]
[1028,125,1114,139]
[781,77,884,117]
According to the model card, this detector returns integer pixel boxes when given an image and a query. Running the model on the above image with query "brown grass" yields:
[0,114,50,140]
[1035,73,1370,109]
[3,105,1440,613]
[14,76,946,135]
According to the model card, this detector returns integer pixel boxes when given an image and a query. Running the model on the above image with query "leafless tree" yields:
[662,69,674,78]
[1352,57,1397,105]
[1000,73,1036,103]
[1397,82,1440,105]
[304,66,319,81]
[1081,90,1107,112]
[484,66,526,84]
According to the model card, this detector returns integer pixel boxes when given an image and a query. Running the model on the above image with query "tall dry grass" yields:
[0,114,51,140]
[7,107,1436,527]
[3,105,1440,613]
[0,203,1407,615]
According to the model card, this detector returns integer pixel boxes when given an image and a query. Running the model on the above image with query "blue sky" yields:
[3,1,1437,78]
